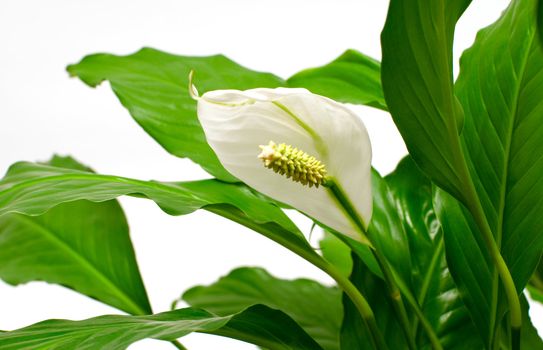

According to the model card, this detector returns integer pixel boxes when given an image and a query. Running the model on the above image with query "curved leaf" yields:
[0,305,323,350]
[0,201,150,316]
[381,0,471,202]
[68,48,386,183]
[0,160,318,265]
[67,49,285,182]
[0,156,150,315]
[438,0,543,345]
[182,267,341,350]
[287,49,386,110]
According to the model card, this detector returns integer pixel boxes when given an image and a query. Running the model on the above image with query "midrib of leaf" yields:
[494,23,535,250]
[12,215,147,316]
[0,173,201,205]
[480,22,535,345]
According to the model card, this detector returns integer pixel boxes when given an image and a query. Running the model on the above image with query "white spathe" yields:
[197,87,372,243]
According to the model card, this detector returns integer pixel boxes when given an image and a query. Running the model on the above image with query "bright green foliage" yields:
[0,305,323,350]
[435,0,543,346]
[67,49,284,182]
[381,0,471,203]
[287,49,386,111]
[67,48,384,183]
[2,0,543,348]
[385,158,482,349]
[0,160,317,263]
[182,267,342,350]
[0,156,151,315]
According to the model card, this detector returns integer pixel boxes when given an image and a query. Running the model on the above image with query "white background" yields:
[0,0,541,349]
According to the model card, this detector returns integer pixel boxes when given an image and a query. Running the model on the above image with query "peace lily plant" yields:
[0,0,542,349]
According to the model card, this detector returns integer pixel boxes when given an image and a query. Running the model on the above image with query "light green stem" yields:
[458,160,521,350]
[171,340,188,350]
[205,206,387,350]
[325,178,420,350]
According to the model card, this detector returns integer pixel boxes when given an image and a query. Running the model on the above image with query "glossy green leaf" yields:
[0,156,150,315]
[67,49,285,182]
[319,232,353,278]
[287,49,386,111]
[385,158,482,349]
[381,0,471,202]
[437,0,543,345]
[182,267,341,350]
[0,160,319,266]
[368,169,413,292]
[68,48,386,183]
[0,305,323,350]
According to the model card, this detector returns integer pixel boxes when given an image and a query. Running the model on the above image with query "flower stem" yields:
[171,340,188,350]
[205,206,387,350]
[325,177,420,350]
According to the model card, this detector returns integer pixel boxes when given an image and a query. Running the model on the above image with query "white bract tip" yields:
[196,87,372,243]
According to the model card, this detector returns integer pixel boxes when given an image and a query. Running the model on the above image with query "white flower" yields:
[195,83,372,244]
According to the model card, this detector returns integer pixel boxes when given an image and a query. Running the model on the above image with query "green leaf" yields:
[0,156,151,315]
[385,158,482,348]
[437,0,543,345]
[67,48,285,182]
[182,267,342,350]
[381,0,471,202]
[0,160,319,266]
[369,168,413,292]
[0,305,323,350]
[319,232,353,278]
[67,48,386,183]
[287,49,386,111]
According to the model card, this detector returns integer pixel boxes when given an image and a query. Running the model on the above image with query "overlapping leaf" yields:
[0,160,317,265]
[435,0,543,345]
[182,267,342,350]
[0,156,151,315]
[287,49,386,110]
[68,48,385,183]
[0,305,323,350]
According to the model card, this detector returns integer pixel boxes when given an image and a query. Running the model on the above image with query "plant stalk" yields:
[171,340,188,350]
[457,155,521,350]
[325,178,418,350]
[205,206,387,350]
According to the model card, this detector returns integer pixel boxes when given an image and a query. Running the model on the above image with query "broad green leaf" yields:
[287,49,386,111]
[437,0,543,346]
[67,49,285,182]
[319,232,353,278]
[385,158,482,348]
[0,156,150,315]
[68,48,386,183]
[381,0,471,202]
[368,169,413,292]
[0,305,323,350]
[0,160,319,266]
[182,267,342,350]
